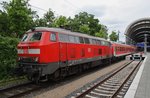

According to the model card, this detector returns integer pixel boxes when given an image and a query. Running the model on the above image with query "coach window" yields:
[115,47,117,51]
[117,47,119,51]
[50,33,56,41]
[84,38,90,44]
[79,37,84,43]
[69,35,75,43]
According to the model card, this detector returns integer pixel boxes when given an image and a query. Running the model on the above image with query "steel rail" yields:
[75,60,137,98]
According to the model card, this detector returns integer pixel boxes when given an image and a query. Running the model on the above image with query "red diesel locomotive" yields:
[17,27,136,81]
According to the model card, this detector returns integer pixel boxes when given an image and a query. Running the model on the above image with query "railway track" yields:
[67,60,142,98]
[0,60,142,98]
[0,81,43,98]
[0,77,29,90]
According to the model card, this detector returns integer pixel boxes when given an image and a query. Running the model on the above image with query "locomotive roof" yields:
[27,27,110,42]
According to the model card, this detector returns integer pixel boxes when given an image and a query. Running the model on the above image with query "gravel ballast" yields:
[35,60,129,98]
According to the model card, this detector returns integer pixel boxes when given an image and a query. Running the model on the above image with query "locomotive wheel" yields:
[27,75,32,81]
[78,65,82,73]
[52,69,61,81]
[27,76,39,83]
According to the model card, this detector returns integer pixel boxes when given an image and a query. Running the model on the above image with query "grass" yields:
[0,76,28,88]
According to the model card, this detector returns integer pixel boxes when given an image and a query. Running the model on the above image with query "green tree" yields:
[44,9,55,27]
[95,25,108,39]
[69,12,101,35]
[0,35,19,79]
[0,11,10,36]
[52,16,68,28]
[34,9,55,27]
[109,31,118,41]
[1,0,36,37]
[79,24,90,34]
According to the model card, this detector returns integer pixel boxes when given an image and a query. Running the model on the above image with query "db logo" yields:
[24,49,28,54]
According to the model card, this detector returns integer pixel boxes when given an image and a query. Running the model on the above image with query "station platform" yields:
[125,53,150,98]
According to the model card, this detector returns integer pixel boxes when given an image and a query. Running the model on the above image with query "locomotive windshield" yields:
[30,32,42,41]
[21,34,28,42]
[21,32,42,42]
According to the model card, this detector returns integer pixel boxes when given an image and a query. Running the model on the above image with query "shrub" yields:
[0,35,19,79]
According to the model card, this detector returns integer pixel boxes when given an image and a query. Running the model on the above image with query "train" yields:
[17,27,136,82]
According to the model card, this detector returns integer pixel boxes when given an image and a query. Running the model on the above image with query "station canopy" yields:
[125,18,150,45]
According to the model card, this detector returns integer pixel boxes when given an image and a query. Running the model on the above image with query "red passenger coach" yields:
[17,27,136,82]
[112,42,136,57]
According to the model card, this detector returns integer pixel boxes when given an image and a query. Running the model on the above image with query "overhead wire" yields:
[29,4,60,16]
[63,0,84,12]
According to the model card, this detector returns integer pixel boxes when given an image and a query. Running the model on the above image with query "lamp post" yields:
[125,35,129,45]
[118,30,120,42]
[144,34,147,55]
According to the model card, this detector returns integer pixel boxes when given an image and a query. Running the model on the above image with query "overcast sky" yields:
[1,0,150,41]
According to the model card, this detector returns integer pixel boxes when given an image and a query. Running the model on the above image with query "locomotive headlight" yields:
[18,49,24,54]
[28,49,40,54]
[33,57,39,62]
[35,57,39,62]
[18,57,21,61]
[18,57,23,61]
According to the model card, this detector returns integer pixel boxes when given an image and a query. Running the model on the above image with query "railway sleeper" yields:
[98,86,118,91]
[90,91,112,97]
[101,84,120,88]
[85,94,98,98]
[117,95,123,98]
[94,88,114,94]
[104,82,121,86]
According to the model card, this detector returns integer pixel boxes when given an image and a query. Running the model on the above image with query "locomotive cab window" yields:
[50,33,56,41]
[21,34,28,42]
[30,32,42,41]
